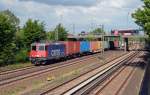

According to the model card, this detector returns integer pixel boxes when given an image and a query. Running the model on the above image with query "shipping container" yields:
[97,41,101,51]
[95,41,100,52]
[48,43,66,58]
[62,41,75,56]
[74,41,80,54]
[90,41,99,52]
[80,41,90,53]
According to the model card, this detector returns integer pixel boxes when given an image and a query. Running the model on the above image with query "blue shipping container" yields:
[48,43,66,58]
[80,41,90,53]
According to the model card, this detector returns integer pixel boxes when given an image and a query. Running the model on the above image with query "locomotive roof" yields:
[31,42,64,46]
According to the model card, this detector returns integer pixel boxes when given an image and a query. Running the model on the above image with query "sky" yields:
[0,0,143,34]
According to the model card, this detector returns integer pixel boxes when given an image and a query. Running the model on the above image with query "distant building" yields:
[78,31,89,36]
[111,29,139,36]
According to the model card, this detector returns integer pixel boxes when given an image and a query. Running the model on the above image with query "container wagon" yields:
[74,41,80,55]
[80,41,90,53]
[61,41,75,56]
[90,41,99,52]
[97,41,101,52]
[30,39,119,65]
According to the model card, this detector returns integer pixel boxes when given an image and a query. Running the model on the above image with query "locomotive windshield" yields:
[32,46,36,51]
[39,45,45,51]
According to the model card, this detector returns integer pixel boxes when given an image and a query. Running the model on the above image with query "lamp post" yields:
[97,24,105,60]
[72,23,75,35]
[102,24,104,55]
[98,25,104,54]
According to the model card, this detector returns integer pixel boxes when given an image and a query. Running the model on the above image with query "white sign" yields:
[51,49,61,56]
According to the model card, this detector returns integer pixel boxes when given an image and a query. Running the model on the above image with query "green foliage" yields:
[0,10,19,65]
[47,23,68,41]
[0,43,16,66]
[0,10,20,27]
[15,29,25,50]
[54,23,68,41]
[90,28,105,35]
[132,0,150,38]
[46,31,55,41]
[23,19,46,50]
[129,36,146,42]
[0,10,69,66]
[85,35,94,41]
[15,49,28,62]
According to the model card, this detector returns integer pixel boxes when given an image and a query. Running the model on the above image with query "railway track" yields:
[0,65,35,75]
[0,53,102,75]
[73,52,143,95]
[0,50,119,75]
[0,51,124,87]
[39,51,139,95]
[0,53,95,75]
[0,53,100,86]
[63,52,140,95]
[92,52,144,95]
[0,54,94,76]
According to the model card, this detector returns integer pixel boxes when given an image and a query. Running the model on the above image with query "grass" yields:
[1,85,27,95]
[0,62,32,72]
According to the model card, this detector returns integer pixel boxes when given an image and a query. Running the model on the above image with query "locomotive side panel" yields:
[48,43,66,59]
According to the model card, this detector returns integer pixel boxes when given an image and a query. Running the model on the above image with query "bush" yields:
[15,49,28,62]
[0,43,16,66]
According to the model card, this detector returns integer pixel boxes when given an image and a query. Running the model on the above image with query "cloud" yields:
[19,0,97,6]
[0,0,143,33]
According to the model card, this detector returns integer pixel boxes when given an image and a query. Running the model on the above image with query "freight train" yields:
[29,40,120,65]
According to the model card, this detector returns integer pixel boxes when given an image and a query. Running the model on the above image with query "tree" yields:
[47,23,68,41]
[23,19,46,50]
[132,0,150,38]
[46,31,55,41]
[15,29,25,50]
[91,28,105,35]
[0,10,20,27]
[0,10,19,65]
[54,23,68,41]
[86,34,94,41]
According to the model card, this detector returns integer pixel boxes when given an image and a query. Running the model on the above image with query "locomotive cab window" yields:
[45,46,48,51]
[38,45,45,51]
[32,46,36,51]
